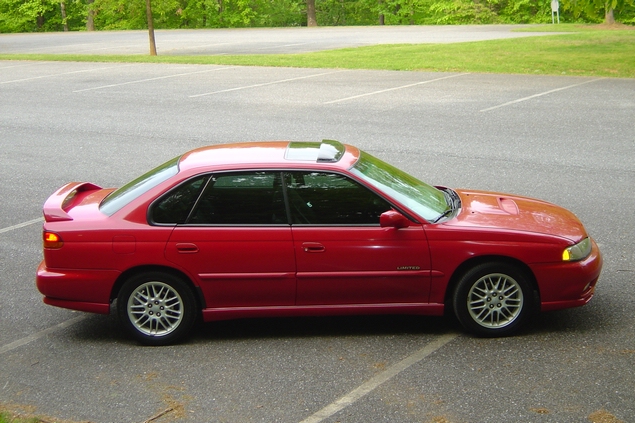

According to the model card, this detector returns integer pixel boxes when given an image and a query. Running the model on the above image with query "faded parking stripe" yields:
[0,217,43,234]
[0,315,87,355]
[299,332,458,423]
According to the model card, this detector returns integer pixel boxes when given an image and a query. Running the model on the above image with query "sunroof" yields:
[285,140,345,163]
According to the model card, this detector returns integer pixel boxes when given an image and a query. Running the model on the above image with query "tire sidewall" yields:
[117,271,196,346]
[453,262,533,337]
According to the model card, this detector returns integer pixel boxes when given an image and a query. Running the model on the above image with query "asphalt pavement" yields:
[0,25,559,55]
[1,28,634,423]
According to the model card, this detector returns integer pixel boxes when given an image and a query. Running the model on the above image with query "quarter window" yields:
[151,175,209,224]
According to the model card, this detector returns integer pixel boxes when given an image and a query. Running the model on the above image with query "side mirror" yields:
[380,210,410,229]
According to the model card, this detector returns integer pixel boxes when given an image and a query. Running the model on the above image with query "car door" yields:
[286,171,431,306]
[161,171,296,308]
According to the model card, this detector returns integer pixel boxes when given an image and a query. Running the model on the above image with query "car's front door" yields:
[285,171,431,306]
[161,171,296,308]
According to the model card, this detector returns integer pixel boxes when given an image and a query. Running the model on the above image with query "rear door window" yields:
[188,172,287,225]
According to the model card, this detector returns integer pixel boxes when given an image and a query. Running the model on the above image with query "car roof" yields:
[177,140,361,172]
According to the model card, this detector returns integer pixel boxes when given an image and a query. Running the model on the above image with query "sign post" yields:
[551,0,560,24]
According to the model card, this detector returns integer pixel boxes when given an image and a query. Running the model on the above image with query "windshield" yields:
[350,151,448,222]
[100,156,180,216]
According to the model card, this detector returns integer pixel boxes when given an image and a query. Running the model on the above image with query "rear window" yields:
[100,156,180,216]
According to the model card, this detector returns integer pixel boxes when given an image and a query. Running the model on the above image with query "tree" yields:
[86,0,95,30]
[560,0,635,23]
[307,0,317,25]
[60,2,68,31]
[145,0,157,55]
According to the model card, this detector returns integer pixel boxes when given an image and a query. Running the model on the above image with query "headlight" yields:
[562,237,592,261]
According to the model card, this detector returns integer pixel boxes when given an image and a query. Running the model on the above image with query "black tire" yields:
[117,271,197,346]
[452,262,533,337]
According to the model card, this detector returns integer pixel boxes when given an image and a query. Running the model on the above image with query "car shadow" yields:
[191,314,458,343]
[69,310,459,345]
[524,308,616,337]
[67,297,613,346]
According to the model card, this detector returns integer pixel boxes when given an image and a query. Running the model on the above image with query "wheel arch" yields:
[443,255,540,314]
[110,265,206,311]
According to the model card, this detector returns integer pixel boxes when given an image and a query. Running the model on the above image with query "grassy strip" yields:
[0,411,41,423]
[514,22,635,32]
[1,27,634,78]
[0,408,84,423]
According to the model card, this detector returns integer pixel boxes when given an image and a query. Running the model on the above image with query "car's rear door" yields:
[162,171,296,308]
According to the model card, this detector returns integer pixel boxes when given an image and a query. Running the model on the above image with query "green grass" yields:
[1,26,633,77]
[0,411,41,423]
[514,22,635,32]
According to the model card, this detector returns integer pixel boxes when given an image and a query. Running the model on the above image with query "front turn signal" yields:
[43,231,64,249]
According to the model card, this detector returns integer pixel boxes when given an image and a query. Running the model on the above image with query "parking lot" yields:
[1,29,634,423]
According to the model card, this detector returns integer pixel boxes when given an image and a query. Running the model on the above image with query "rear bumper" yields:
[532,238,602,312]
[36,261,119,314]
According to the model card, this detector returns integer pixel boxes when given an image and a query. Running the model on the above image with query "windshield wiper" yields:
[433,189,460,223]
[433,208,453,223]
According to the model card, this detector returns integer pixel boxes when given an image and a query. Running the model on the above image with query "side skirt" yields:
[201,303,444,322]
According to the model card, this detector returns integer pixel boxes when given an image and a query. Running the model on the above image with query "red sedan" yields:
[37,140,602,345]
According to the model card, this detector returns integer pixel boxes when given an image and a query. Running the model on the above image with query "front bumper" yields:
[532,238,602,312]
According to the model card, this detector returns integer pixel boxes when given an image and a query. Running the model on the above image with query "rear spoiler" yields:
[43,182,102,222]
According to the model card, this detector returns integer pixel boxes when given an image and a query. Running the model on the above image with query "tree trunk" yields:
[378,0,384,25]
[86,0,95,31]
[145,0,157,56]
[605,7,615,24]
[60,2,68,31]
[306,0,317,27]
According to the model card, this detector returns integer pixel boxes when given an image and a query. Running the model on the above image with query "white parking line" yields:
[299,333,458,423]
[0,65,132,85]
[323,73,470,104]
[480,78,605,112]
[256,42,313,50]
[73,66,236,92]
[189,70,347,98]
[0,315,87,355]
[0,217,43,234]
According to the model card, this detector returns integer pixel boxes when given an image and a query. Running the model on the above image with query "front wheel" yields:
[117,272,197,346]
[453,263,534,337]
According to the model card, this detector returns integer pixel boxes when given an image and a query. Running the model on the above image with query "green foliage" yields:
[317,0,380,25]
[0,0,87,32]
[87,0,305,29]
[427,0,500,24]
[0,0,633,33]
[497,0,552,23]
[559,0,635,22]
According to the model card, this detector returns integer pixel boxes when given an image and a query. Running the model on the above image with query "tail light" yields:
[43,231,64,249]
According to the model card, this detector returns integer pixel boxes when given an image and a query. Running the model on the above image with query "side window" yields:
[285,172,391,225]
[188,172,287,224]
[151,175,209,224]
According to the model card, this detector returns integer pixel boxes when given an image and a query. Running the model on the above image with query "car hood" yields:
[449,189,587,243]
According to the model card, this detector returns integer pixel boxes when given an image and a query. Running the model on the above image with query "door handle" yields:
[176,243,199,254]
[302,242,325,253]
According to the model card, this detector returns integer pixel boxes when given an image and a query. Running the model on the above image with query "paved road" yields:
[1,29,634,423]
[0,25,559,55]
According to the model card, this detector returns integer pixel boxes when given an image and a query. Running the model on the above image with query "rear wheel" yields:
[453,263,533,337]
[117,272,196,345]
